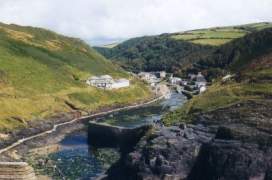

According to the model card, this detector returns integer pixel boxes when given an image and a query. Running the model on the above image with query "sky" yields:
[0,0,271,45]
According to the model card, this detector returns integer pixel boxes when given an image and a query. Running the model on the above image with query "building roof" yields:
[90,76,99,80]
[196,73,206,82]
[138,72,150,76]
[118,78,129,81]
[100,75,112,79]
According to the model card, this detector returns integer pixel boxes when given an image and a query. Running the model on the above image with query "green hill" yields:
[0,23,151,131]
[163,27,272,125]
[95,22,272,74]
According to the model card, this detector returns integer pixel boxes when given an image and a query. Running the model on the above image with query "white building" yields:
[199,86,207,93]
[86,75,113,89]
[138,72,159,86]
[159,71,166,78]
[181,80,188,86]
[112,79,130,89]
[169,77,182,85]
[222,74,235,83]
[195,72,207,88]
[86,75,130,89]
[138,72,152,81]
[188,73,197,81]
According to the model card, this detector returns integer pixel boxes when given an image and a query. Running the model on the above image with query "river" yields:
[32,92,186,179]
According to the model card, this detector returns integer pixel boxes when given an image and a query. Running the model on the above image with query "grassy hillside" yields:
[163,28,272,126]
[95,22,272,74]
[171,22,272,46]
[0,23,151,131]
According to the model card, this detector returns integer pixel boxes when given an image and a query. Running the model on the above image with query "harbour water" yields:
[38,92,186,179]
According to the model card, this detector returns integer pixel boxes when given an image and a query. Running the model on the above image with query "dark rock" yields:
[106,100,272,180]
[265,170,272,180]
[107,124,213,179]
[188,140,272,180]
[179,123,187,130]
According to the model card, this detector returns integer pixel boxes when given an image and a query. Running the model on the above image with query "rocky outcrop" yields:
[186,100,272,180]
[188,140,272,180]
[106,100,272,180]
[0,162,36,180]
[106,124,214,180]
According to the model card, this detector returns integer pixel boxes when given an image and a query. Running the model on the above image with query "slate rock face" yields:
[188,100,272,180]
[107,124,214,180]
[106,100,272,180]
[188,140,272,180]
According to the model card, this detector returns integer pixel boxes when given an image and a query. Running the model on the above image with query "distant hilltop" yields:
[95,22,272,74]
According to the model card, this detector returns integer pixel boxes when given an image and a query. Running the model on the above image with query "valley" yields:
[0,21,272,180]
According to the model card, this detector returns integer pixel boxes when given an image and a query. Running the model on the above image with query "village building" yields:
[188,73,197,81]
[159,71,166,78]
[112,78,130,89]
[199,86,207,93]
[169,77,182,85]
[86,75,129,89]
[138,72,153,81]
[195,72,207,88]
[222,74,235,83]
[181,80,188,86]
[86,75,113,89]
[138,72,159,86]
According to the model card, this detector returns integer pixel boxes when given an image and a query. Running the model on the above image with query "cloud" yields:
[0,0,271,45]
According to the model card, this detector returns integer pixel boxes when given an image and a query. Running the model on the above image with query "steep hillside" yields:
[163,28,272,125]
[0,23,151,131]
[95,22,272,74]
[191,27,272,80]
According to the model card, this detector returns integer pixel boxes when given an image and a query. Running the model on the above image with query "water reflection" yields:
[99,92,187,127]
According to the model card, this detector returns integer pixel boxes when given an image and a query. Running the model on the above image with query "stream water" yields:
[36,92,186,179]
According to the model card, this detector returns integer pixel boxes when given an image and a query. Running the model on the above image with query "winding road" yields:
[0,96,165,155]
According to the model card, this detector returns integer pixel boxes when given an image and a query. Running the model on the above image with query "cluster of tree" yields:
[95,35,215,74]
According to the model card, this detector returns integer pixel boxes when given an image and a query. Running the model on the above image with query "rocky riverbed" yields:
[105,100,272,180]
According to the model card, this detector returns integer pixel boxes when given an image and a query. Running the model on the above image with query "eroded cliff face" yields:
[125,125,214,180]
[188,140,272,180]
[188,100,272,180]
[106,100,272,180]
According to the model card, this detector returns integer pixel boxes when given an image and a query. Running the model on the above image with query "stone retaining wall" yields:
[88,122,152,153]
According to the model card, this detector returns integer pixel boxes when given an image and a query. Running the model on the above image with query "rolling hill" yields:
[163,27,272,125]
[95,22,272,75]
[0,23,151,131]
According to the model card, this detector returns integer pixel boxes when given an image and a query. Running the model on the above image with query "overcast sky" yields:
[0,0,271,45]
